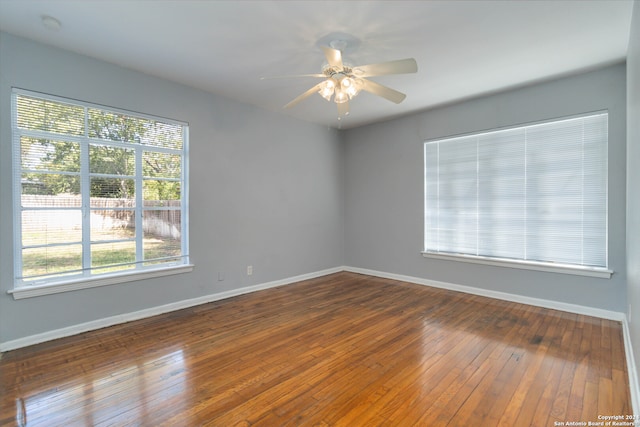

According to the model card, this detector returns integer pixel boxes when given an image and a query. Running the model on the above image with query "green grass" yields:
[22,228,180,279]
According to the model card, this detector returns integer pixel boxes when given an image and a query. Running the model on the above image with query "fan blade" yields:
[337,101,349,118]
[360,79,407,104]
[353,58,418,77]
[260,74,325,80]
[284,82,325,109]
[321,46,343,69]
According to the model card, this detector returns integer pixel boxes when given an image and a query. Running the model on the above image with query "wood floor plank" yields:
[499,309,564,426]
[530,349,568,427]
[549,321,583,420]
[0,272,632,426]
[598,376,614,417]
[613,368,632,415]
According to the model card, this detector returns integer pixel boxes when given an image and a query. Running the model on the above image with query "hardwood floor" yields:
[0,272,632,426]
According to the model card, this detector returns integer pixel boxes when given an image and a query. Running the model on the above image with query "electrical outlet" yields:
[247,265,253,276]
[218,272,225,281]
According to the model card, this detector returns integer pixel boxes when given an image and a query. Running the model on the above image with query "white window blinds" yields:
[424,112,608,269]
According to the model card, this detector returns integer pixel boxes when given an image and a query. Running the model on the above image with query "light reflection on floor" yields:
[13,349,186,426]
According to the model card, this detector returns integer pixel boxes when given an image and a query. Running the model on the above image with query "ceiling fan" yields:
[272,41,418,120]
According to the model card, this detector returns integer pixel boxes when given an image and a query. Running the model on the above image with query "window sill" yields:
[421,252,612,279]
[8,264,195,300]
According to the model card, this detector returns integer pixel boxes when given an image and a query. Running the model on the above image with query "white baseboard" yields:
[344,266,625,321]
[622,317,640,416]
[0,266,343,352]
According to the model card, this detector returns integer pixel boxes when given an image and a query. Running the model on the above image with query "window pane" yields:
[21,187,82,208]
[16,95,84,135]
[90,210,135,241]
[22,182,81,206]
[22,244,82,279]
[436,136,477,254]
[88,109,148,143]
[88,109,183,150]
[90,145,135,175]
[582,115,608,266]
[142,121,184,150]
[21,138,80,172]
[91,241,136,270]
[143,210,181,260]
[424,143,439,251]
[143,180,181,202]
[525,118,587,265]
[90,177,135,200]
[478,128,525,259]
[22,210,82,246]
[143,151,181,179]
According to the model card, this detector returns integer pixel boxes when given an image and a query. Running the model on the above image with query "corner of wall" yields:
[626,0,640,415]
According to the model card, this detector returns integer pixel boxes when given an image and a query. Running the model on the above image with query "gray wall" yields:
[0,33,344,344]
[627,0,640,398]
[343,64,627,312]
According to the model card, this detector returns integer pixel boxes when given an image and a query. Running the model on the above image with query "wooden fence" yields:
[21,195,181,239]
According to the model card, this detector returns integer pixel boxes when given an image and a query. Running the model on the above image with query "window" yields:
[11,89,190,296]
[423,112,610,277]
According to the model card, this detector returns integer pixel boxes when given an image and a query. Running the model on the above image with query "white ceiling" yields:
[0,0,634,129]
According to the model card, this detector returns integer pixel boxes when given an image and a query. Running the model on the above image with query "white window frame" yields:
[422,112,612,279]
[9,89,193,299]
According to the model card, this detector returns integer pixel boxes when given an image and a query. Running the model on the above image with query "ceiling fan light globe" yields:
[319,88,333,101]
[319,79,336,101]
[334,89,348,104]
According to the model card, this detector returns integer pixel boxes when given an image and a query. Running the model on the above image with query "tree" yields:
[20,100,183,201]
